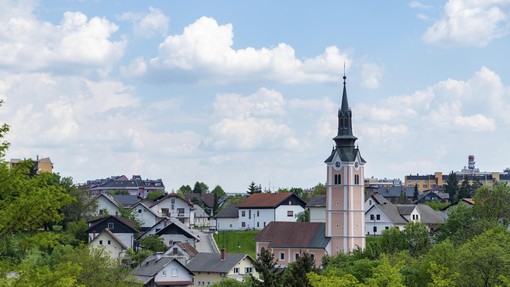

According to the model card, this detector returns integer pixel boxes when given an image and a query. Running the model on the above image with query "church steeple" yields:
[333,75,357,149]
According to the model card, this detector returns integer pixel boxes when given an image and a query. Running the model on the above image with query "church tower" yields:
[324,74,366,253]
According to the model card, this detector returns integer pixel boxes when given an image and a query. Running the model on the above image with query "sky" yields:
[2,0,510,193]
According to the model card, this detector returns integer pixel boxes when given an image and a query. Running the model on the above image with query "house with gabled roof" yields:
[237,192,306,230]
[186,249,258,285]
[150,193,194,227]
[131,201,162,229]
[87,175,165,198]
[306,195,326,223]
[112,195,141,208]
[138,219,199,248]
[86,215,138,249]
[413,190,449,204]
[95,193,121,217]
[365,202,445,236]
[132,255,194,287]
[89,228,128,260]
[214,205,239,231]
[254,221,330,267]
[164,242,199,264]
[192,204,211,229]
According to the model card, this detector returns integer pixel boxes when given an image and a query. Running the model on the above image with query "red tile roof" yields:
[238,192,299,208]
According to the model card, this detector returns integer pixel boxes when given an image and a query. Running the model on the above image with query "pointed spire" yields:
[341,74,349,112]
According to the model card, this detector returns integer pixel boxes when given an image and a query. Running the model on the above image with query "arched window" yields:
[354,175,360,185]
[334,174,342,185]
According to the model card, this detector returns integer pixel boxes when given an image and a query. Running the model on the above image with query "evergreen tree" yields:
[247,181,262,195]
[251,247,282,287]
[445,171,459,203]
[282,252,317,287]
[413,183,419,202]
[458,178,472,200]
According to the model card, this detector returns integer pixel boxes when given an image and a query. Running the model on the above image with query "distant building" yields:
[404,155,510,192]
[87,175,165,198]
[10,156,53,173]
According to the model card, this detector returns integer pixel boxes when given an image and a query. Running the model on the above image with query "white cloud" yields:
[360,59,384,89]
[423,0,510,47]
[409,1,433,9]
[0,1,125,73]
[120,6,169,38]
[138,16,350,84]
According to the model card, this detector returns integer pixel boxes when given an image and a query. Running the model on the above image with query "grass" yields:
[213,230,259,258]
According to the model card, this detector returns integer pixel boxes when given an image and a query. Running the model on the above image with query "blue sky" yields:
[2,0,510,193]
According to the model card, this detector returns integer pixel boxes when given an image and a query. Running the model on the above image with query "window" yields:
[354,175,360,185]
[295,253,300,260]
[99,240,103,245]
[233,268,239,274]
[161,208,169,216]
[245,267,253,274]
[257,222,260,228]
[376,214,380,220]
[257,211,260,217]
[310,253,315,261]
[334,174,342,185]
[241,222,246,227]
[241,211,246,217]
[287,210,293,217]
[385,226,389,230]
[162,271,166,277]
[107,240,111,245]
[99,209,104,215]
[171,198,175,204]
[279,252,285,260]
[177,208,185,215]
[370,214,374,220]
[263,222,266,227]
[369,200,372,205]
[137,209,142,213]
[107,222,114,230]
[373,226,377,233]
[171,269,178,277]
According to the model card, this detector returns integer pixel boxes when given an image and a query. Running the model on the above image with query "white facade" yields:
[365,205,406,236]
[238,205,304,230]
[160,233,196,247]
[96,195,120,216]
[150,195,192,227]
[309,207,326,223]
[132,202,159,228]
[154,259,193,286]
[89,231,134,250]
[138,220,166,239]
[216,217,239,231]
[89,230,126,259]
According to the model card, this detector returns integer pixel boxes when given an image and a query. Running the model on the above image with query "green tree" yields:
[379,227,407,255]
[445,171,459,204]
[473,183,510,225]
[403,221,430,257]
[251,247,282,287]
[413,184,419,202]
[147,190,166,201]
[307,272,361,287]
[211,278,247,287]
[297,209,310,222]
[177,184,192,195]
[456,227,510,287]
[193,181,209,194]
[458,179,472,201]
[117,206,142,231]
[139,234,167,252]
[282,252,317,287]
[248,181,262,195]
[365,255,405,287]
[435,202,476,245]
[61,183,97,231]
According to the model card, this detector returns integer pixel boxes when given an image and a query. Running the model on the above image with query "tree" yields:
[212,185,226,198]
[456,227,510,287]
[365,255,405,287]
[193,181,209,194]
[146,190,165,201]
[473,183,510,225]
[251,247,282,287]
[177,184,192,195]
[379,227,407,255]
[117,206,142,230]
[403,221,430,257]
[282,252,317,287]
[435,202,476,245]
[296,209,310,222]
[139,234,167,253]
[458,179,472,201]
[307,272,360,287]
[445,171,459,204]
[61,183,97,231]
[413,184,419,202]
[248,181,262,195]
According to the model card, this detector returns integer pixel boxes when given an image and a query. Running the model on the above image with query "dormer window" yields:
[107,222,114,230]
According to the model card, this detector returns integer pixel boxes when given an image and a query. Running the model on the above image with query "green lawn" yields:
[213,230,259,258]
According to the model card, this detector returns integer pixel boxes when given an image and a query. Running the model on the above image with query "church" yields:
[254,75,366,266]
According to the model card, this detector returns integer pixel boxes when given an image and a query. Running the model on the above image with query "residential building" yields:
[165,242,199,264]
[95,193,121,217]
[87,175,165,198]
[192,204,211,229]
[237,192,306,230]
[132,201,162,229]
[413,191,449,204]
[86,215,138,249]
[306,195,326,223]
[214,205,239,231]
[254,222,329,267]
[138,219,199,248]
[186,250,258,286]
[367,186,416,203]
[89,229,127,260]
[150,193,194,227]
[10,156,53,173]
[132,255,194,287]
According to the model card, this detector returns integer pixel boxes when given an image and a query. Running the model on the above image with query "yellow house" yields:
[186,250,258,286]
[10,156,53,173]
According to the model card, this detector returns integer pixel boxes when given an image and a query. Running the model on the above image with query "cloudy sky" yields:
[1,0,510,193]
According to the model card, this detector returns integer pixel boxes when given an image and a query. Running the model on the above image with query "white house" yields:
[86,215,138,249]
[138,219,199,248]
[132,255,194,287]
[89,229,127,260]
[306,195,326,223]
[214,205,239,231]
[237,192,306,230]
[95,194,121,216]
[150,193,194,227]
[192,204,210,229]
[131,201,161,228]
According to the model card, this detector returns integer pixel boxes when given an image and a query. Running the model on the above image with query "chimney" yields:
[220,248,227,261]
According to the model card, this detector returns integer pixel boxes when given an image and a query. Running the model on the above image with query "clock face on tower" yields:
[334,161,341,169]
[354,161,359,169]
